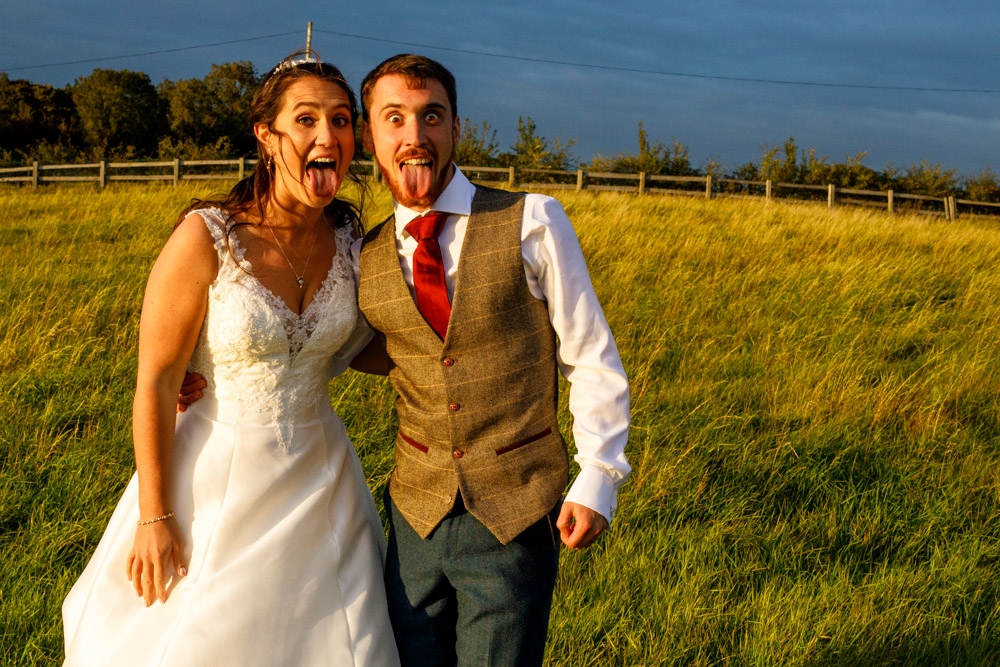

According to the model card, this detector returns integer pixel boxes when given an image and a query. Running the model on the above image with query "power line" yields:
[0,32,301,72]
[315,29,1000,94]
[3,27,998,95]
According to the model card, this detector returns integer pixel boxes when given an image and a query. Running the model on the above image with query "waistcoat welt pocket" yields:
[399,431,429,453]
[495,428,553,456]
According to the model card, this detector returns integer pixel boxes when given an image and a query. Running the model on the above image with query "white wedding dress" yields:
[62,208,400,666]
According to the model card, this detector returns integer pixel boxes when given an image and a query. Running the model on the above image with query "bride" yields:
[62,53,400,666]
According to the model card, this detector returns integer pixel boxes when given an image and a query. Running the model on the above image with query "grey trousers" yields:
[384,489,562,667]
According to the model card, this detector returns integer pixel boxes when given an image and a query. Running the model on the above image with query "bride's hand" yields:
[127,518,187,606]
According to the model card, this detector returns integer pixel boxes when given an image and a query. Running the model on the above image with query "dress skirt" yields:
[63,397,399,666]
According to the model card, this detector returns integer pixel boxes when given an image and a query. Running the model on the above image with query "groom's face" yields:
[363,73,461,212]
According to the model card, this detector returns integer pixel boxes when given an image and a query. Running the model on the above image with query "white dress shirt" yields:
[353,168,630,523]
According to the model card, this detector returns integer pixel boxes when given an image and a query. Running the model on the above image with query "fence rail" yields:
[3,159,999,221]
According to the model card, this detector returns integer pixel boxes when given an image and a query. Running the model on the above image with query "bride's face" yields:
[255,77,355,210]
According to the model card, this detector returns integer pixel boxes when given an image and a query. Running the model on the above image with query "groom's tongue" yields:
[401,162,434,201]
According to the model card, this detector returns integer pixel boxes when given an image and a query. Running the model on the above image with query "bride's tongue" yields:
[305,163,340,197]
[401,162,434,201]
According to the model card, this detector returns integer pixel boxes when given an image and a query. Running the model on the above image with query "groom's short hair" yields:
[360,54,458,122]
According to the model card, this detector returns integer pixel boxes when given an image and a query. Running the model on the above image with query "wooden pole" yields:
[238,157,245,181]
[765,179,772,202]
[306,22,313,58]
[576,169,584,192]
[99,160,107,188]
[508,166,515,190]
[828,183,836,208]
[638,172,646,195]
[174,158,181,186]
[32,161,38,189]
[887,190,894,214]
[705,174,713,199]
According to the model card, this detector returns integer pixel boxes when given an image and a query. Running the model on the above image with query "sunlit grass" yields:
[2,184,1000,665]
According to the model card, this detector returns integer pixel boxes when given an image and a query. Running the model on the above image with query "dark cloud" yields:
[2,0,997,173]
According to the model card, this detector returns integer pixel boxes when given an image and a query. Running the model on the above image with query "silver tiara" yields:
[272,55,320,75]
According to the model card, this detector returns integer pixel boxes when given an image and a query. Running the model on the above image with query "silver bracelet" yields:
[137,511,174,526]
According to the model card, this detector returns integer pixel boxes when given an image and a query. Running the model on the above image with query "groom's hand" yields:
[556,502,608,550]
[176,372,206,412]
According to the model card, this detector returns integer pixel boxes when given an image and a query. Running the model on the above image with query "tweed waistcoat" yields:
[358,186,569,545]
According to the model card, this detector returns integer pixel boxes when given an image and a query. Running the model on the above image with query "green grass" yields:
[2,183,1000,665]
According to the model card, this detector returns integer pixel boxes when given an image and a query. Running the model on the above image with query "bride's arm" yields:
[127,213,217,606]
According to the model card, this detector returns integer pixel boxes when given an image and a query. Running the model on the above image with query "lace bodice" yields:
[189,208,370,450]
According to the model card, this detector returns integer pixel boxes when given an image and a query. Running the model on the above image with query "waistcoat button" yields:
[442,357,455,366]
[453,449,464,459]
[449,402,461,412]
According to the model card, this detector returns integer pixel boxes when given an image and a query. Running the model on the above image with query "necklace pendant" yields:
[297,277,304,288]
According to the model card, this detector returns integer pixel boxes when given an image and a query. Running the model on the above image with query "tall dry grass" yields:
[2,183,1000,665]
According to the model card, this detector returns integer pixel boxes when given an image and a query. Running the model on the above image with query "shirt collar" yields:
[394,167,475,239]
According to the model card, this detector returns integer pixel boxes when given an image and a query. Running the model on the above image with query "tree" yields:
[499,116,576,170]
[159,62,258,157]
[454,118,499,166]
[963,167,1000,203]
[72,68,164,157]
[886,159,959,198]
[829,152,882,190]
[158,78,212,146]
[759,136,801,183]
[0,73,80,160]
[204,61,258,154]
[587,122,693,175]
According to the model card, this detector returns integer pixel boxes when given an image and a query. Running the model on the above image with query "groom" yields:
[356,54,630,666]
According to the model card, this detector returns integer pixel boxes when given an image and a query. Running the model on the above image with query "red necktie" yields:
[405,211,451,339]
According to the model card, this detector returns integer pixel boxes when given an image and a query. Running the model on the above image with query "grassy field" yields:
[2,182,1000,665]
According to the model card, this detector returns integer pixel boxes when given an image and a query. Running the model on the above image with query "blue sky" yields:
[2,0,997,176]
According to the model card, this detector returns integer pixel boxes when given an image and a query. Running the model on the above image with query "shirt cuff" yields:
[564,465,619,526]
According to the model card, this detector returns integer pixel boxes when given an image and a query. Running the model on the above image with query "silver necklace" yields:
[265,218,321,289]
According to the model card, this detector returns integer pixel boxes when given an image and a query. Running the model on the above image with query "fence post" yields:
[576,169,585,192]
[173,159,181,186]
[887,190,894,214]
[507,166,515,190]
[828,184,836,208]
[32,161,39,189]
[638,172,646,195]
[99,160,107,188]
[705,174,713,199]
[945,196,958,221]
[765,179,772,202]
[238,157,245,181]
[372,160,379,182]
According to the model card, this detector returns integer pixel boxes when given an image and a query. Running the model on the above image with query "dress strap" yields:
[193,207,251,280]
[195,207,230,258]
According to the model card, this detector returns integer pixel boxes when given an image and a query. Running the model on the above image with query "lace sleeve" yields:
[192,207,230,269]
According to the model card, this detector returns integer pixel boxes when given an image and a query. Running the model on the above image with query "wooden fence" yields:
[3,159,998,221]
